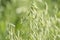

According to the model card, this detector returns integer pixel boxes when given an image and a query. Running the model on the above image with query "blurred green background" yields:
[0,0,60,40]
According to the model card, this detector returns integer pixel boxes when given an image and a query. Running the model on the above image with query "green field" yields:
[0,0,60,40]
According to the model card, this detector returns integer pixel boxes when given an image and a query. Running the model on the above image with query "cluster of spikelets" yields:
[0,0,60,40]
